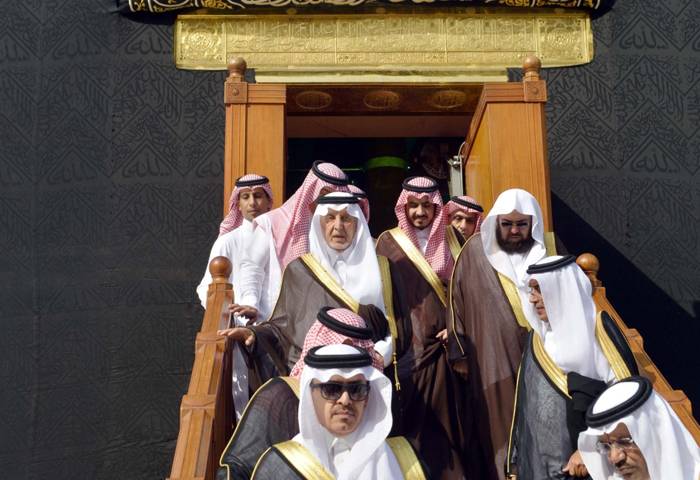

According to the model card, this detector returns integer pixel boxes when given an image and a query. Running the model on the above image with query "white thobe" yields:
[415,226,430,255]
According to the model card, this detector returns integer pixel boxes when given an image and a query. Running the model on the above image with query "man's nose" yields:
[337,391,352,405]
[510,224,520,233]
[608,445,626,464]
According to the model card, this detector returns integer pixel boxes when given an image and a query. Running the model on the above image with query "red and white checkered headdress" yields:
[290,307,382,378]
[218,174,273,236]
[445,195,484,233]
[394,176,453,282]
[264,162,350,269]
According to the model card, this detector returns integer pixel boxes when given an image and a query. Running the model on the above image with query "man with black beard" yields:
[448,188,555,480]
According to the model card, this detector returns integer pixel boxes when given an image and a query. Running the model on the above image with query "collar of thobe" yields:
[414,226,430,254]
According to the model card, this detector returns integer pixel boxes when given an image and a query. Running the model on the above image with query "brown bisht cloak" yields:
[217,376,300,480]
[376,228,467,480]
[448,232,548,480]
[245,253,410,391]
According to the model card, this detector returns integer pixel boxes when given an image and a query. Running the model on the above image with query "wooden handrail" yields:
[168,256,234,480]
[577,253,700,445]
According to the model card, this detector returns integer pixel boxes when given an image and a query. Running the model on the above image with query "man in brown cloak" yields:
[448,188,555,479]
[375,176,467,480]
[218,192,409,393]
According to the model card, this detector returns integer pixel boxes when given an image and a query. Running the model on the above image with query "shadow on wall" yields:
[552,193,699,417]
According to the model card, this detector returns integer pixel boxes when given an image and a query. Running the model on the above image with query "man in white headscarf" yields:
[217,307,383,480]
[579,376,700,480]
[448,188,556,480]
[218,192,408,392]
[250,344,426,480]
[506,255,639,479]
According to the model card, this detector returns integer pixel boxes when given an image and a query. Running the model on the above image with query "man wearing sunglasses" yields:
[449,188,555,480]
[251,344,426,480]
[578,376,700,480]
[217,307,385,480]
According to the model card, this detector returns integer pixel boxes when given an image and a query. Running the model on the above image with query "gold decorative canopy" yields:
[174,9,593,83]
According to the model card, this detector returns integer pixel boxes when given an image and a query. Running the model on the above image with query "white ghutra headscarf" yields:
[308,192,386,314]
[578,378,700,480]
[480,188,547,297]
[295,344,401,480]
[524,255,614,381]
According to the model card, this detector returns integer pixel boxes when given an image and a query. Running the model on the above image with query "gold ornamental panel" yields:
[174,9,593,83]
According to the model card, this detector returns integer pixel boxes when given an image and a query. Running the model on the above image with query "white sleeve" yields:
[374,333,394,368]
[236,225,270,309]
[196,235,229,309]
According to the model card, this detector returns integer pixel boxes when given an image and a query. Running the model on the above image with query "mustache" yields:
[331,405,356,416]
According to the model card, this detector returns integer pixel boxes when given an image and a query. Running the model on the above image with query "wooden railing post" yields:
[169,257,234,480]
[462,55,552,230]
[576,253,700,444]
[223,57,286,213]
[461,56,553,232]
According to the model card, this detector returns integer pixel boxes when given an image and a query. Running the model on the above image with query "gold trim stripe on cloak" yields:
[271,441,335,480]
[300,253,360,313]
[280,376,301,398]
[386,437,427,480]
[445,226,462,261]
[531,332,571,398]
[594,311,633,381]
[378,255,401,391]
[497,273,532,331]
[174,9,593,82]
[531,313,633,400]
[387,227,447,307]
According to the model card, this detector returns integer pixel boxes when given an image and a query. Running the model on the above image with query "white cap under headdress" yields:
[579,376,700,479]
[295,344,400,480]
[308,192,386,313]
[480,188,547,294]
[525,255,613,381]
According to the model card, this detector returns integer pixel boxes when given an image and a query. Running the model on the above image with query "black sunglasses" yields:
[310,381,371,401]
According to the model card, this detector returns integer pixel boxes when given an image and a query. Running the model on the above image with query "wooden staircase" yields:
[167,57,699,480]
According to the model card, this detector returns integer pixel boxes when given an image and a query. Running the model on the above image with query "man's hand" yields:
[435,329,448,343]
[229,304,259,320]
[374,352,384,367]
[217,327,256,347]
[562,450,588,477]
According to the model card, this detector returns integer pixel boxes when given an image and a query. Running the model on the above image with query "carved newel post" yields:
[223,57,286,215]
[576,253,602,289]
[209,256,232,285]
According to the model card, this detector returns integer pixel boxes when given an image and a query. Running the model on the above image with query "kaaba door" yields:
[224,57,553,231]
